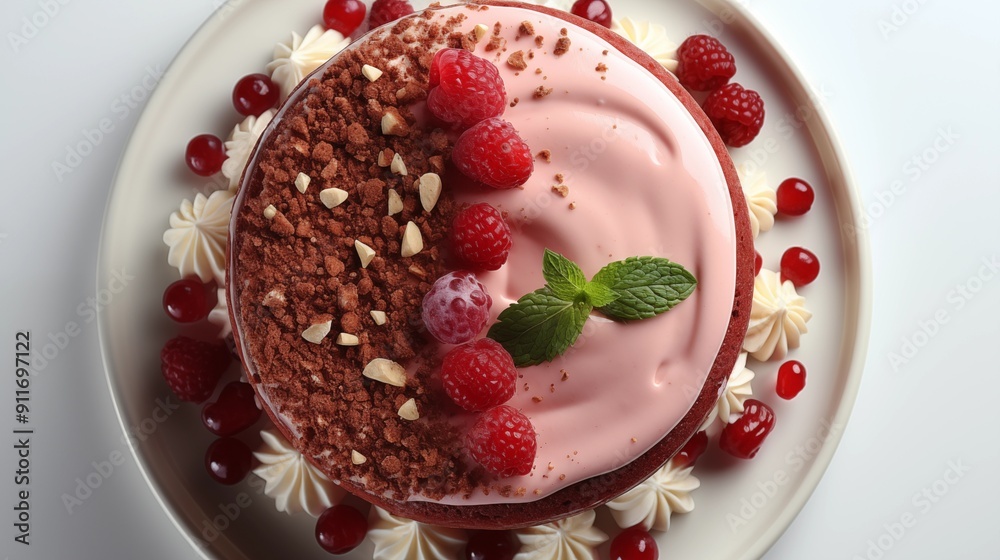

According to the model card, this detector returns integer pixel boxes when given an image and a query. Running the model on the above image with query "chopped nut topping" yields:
[390,152,408,176]
[354,240,376,268]
[381,108,408,136]
[336,333,360,346]
[552,185,569,197]
[301,321,332,344]
[507,50,528,70]
[377,148,393,167]
[363,358,407,387]
[472,23,490,43]
[400,221,424,258]
[294,172,311,193]
[555,173,565,182]
[263,205,277,220]
[418,173,443,212]
[370,310,387,325]
[361,64,383,82]
[351,450,367,465]
[408,264,427,279]
[397,398,419,421]
[387,188,404,216]
[320,188,349,208]
[262,289,286,307]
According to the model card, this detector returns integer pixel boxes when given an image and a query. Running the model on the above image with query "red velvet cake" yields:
[226,1,753,530]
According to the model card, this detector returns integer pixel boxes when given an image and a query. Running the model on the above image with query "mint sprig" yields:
[487,250,697,367]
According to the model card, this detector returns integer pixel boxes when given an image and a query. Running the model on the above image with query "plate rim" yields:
[96,1,873,559]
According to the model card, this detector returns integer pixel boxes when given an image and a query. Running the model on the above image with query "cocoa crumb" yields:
[533,86,553,99]
[602,49,609,55]
[486,35,504,52]
[552,185,569,198]
[536,150,552,162]
[561,369,569,381]
[554,37,571,56]
[507,50,528,70]
[569,202,577,210]
[555,173,564,182]
[532,396,543,403]
[510,97,520,108]
[535,35,544,47]
[517,21,534,39]
[596,62,607,72]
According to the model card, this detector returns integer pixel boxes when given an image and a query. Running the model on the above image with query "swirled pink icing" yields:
[407,4,736,505]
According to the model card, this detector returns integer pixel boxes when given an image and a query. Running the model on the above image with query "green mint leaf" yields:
[542,249,588,302]
[583,281,619,308]
[487,287,592,367]
[592,256,697,321]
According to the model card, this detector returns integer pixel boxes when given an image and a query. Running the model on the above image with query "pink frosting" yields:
[406,4,737,505]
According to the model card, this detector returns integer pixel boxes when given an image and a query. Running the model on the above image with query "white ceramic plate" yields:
[98,0,870,558]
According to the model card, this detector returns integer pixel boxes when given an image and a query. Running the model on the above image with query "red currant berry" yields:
[610,525,659,560]
[571,0,613,28]
[323,0,367,36]
[421,271,493,344]
[719,399,775,460]
[674,431,708,469]
[316,504,368,555]
[776,177,815,216]
[465,530,519,560]
[754,250,762,276]
[780,247,820,287]
[162,277,211,323]
[205,437,253,485]
[202,382,262,436]
[232,73,279,117]
[185,134,226,176]
[776,360,806,400]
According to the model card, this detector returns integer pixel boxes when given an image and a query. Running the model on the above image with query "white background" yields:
[1,0,998,559]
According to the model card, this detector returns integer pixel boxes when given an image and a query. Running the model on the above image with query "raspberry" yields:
[452,118,534,189]
[702,82,765,148]
[467,405,537,477]
[719,399,775,459]
[422,271,493,344]
[452,203,512,271]
[427,48,506,128]
[676,34,737,91]
[441,339,517,412]
[369,0,414,29]
[160,336,231,402]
